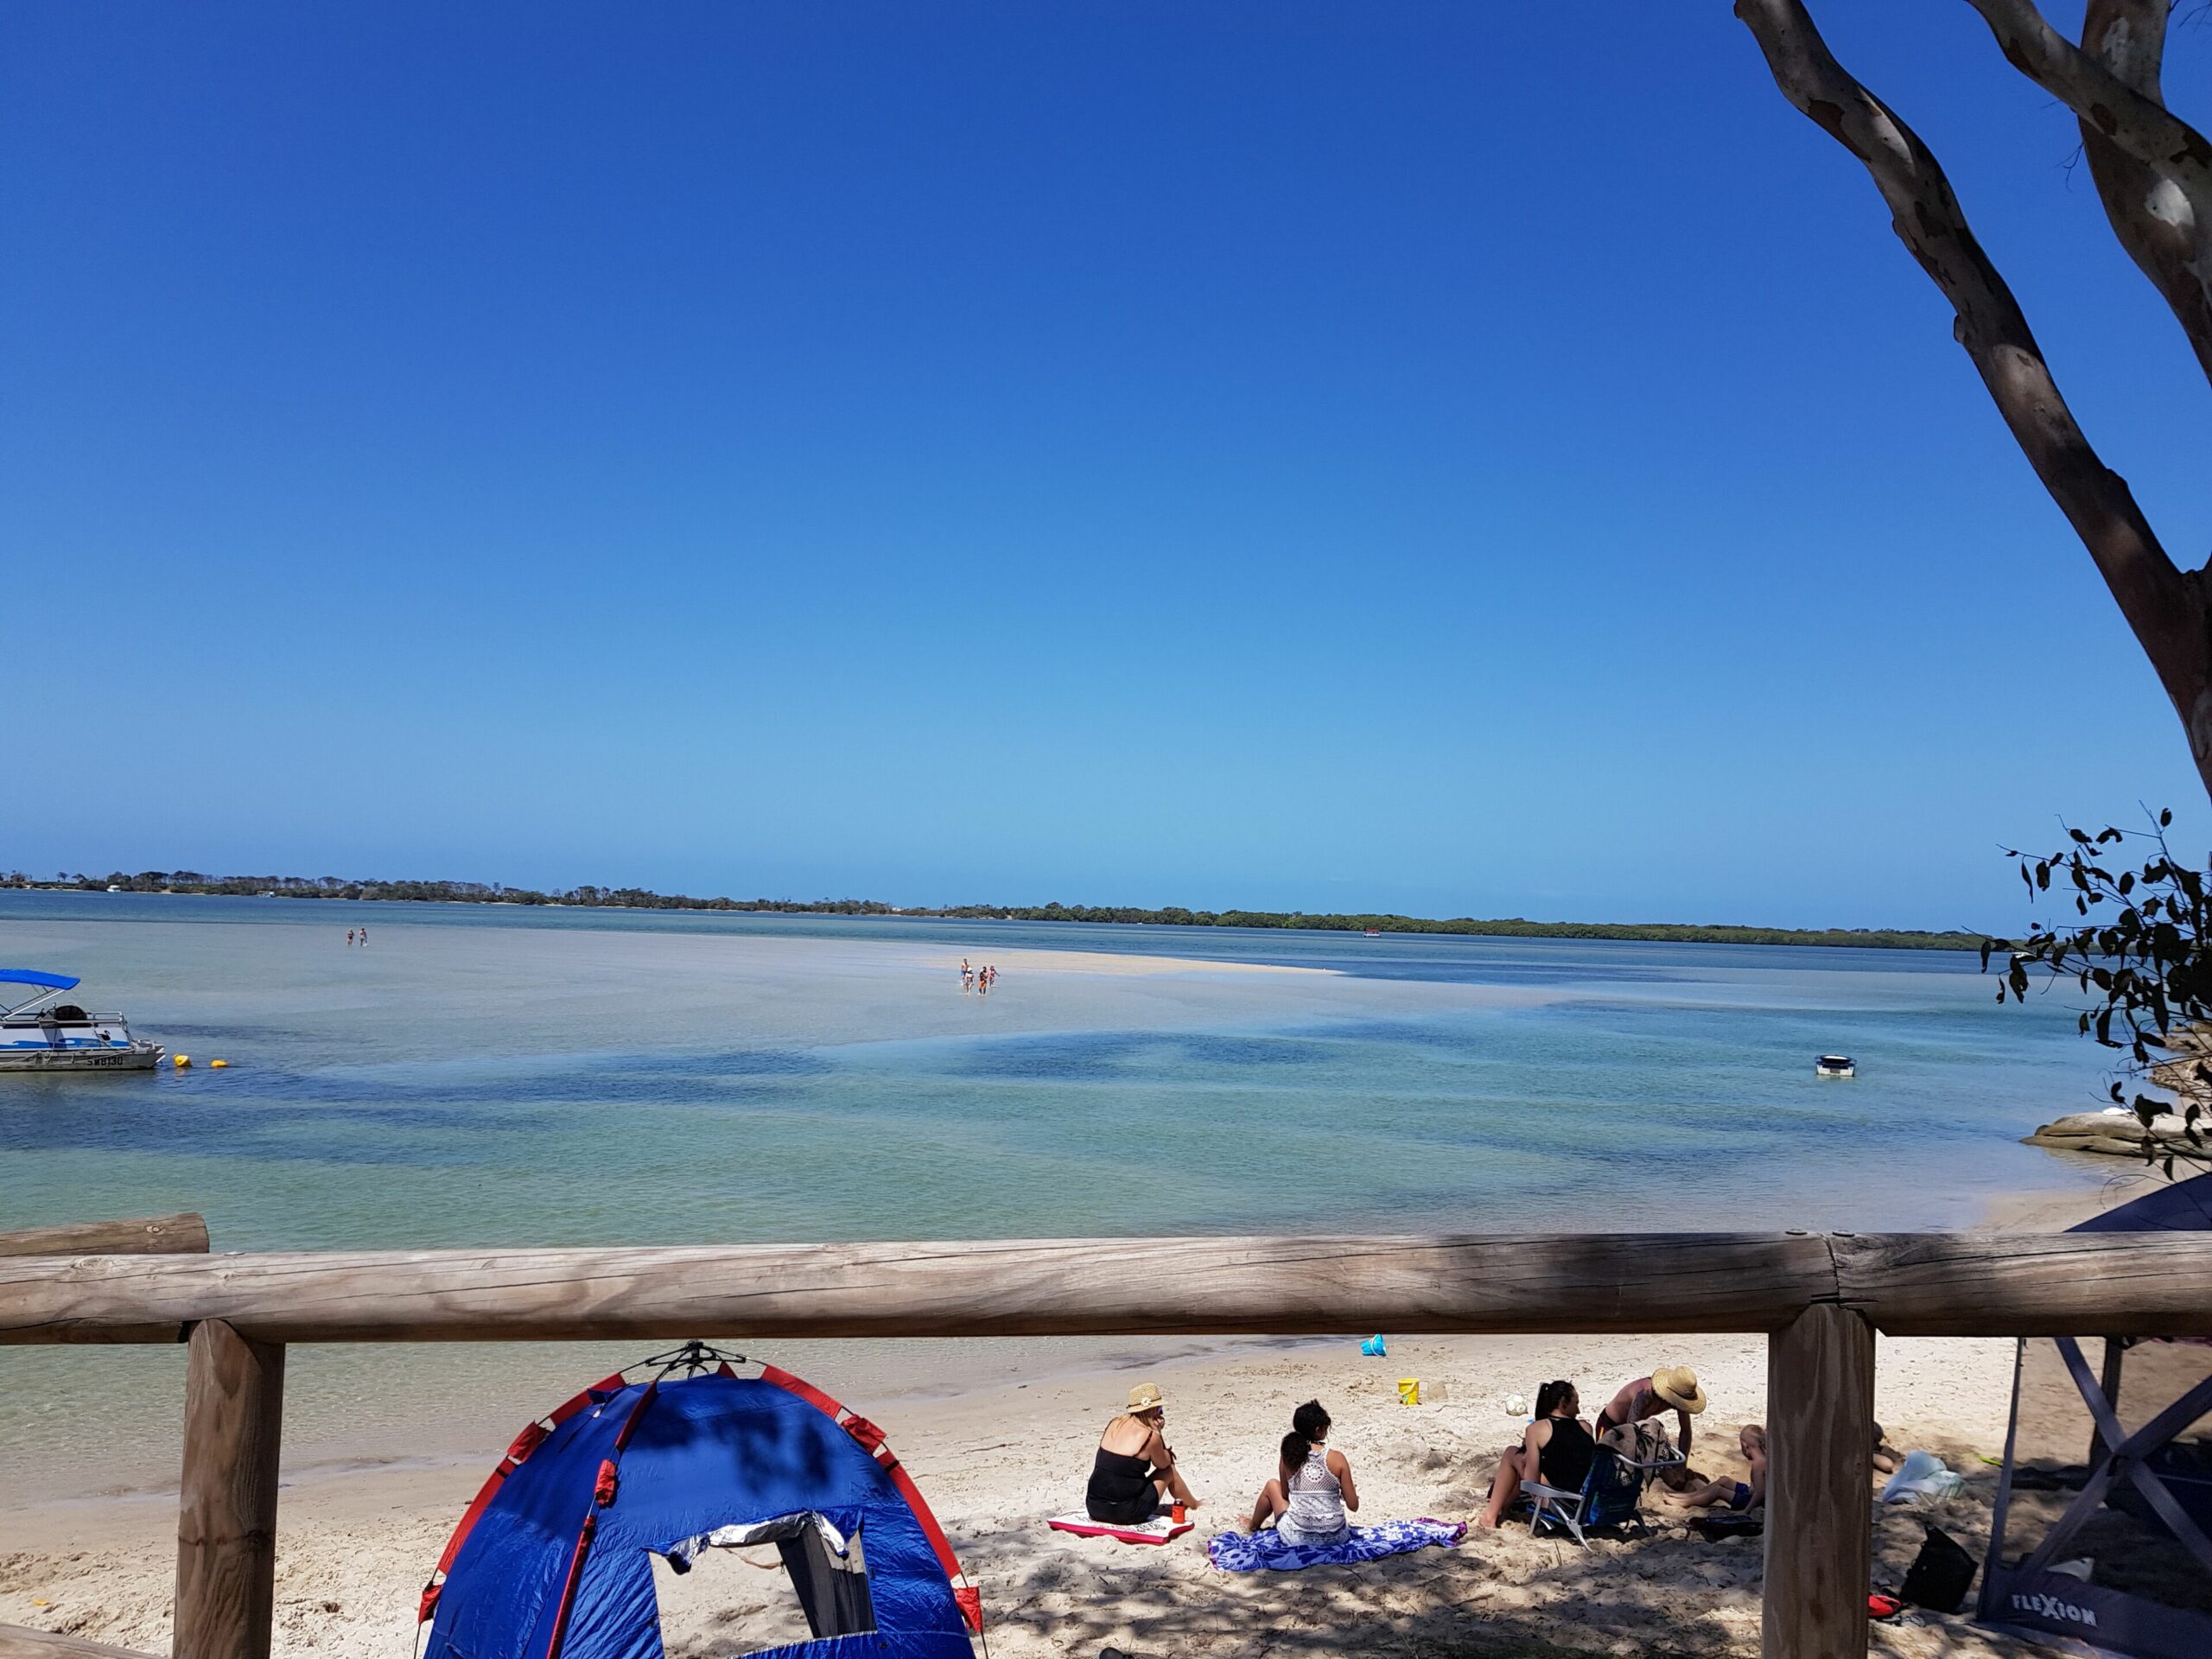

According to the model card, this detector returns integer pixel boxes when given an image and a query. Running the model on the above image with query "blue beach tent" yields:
[420,1349,980,1659]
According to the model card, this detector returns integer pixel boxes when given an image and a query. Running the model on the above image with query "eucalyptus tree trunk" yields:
[1734,0,2212,802]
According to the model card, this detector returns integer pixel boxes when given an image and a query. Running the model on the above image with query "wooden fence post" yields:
[1764,1302,1875,1659]
[174,1320,284,1659]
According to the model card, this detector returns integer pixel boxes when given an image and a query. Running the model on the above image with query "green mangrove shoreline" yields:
[5,870,1981,951]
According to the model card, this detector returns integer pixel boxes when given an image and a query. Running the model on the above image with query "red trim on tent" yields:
[542,1383,661,1659]
[417,1373,629,1624]
[759,1363,841,1416]
[540,1512,597,1659]
[758,1363,982,1634]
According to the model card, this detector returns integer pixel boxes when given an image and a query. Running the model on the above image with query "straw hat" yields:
[1652,1366,1708,1414]
[1125,1382,1166,1414]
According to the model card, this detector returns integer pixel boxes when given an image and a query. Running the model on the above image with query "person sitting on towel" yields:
[1475,1379,1595,1529]
[1085,1382,1198,1525]
[1596,1365,1707,1474]
[1665,1424,1766,1512]
[1246,1400,1357,1545]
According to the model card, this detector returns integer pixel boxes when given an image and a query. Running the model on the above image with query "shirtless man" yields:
[1595,1364,1707,1464]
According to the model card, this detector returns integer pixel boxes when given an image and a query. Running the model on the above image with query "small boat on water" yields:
[1815,1054,1856,1078]
[0,969,164,1072]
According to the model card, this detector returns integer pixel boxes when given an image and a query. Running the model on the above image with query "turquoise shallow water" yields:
[0,891,2113,1491]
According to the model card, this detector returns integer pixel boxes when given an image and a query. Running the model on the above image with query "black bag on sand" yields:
[1900,1522,1977,1612]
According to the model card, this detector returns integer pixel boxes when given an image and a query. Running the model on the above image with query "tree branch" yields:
[2075,1,2212,387]
[1733,0,2212,798]
[1963,0,2212,188]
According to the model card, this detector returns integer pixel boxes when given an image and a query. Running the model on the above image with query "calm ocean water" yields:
[0,891,2114,1493]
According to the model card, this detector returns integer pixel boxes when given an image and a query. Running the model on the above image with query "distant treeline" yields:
[5,871,899,914]
[933,903,1981,950]
[3,869,1982,950]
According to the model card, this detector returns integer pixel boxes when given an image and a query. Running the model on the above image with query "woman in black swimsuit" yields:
[1085,1382,1200,1524]
[1474,1379,1595,1528]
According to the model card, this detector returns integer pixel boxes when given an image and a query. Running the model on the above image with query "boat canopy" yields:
[0,970,79,991]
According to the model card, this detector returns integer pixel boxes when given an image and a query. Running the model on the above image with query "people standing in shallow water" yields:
[1475,1379,1594,1528]
[959,958,973,994]
[1248,1399,1357,1544]
[346,929,356,947]
[1084,1382,1199,1524]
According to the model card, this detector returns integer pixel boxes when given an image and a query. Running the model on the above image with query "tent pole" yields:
[2088,1335,2126,1471]
[1977,1337,2029,1627]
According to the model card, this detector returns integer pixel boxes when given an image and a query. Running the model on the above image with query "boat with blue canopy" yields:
[0,970,164,1071]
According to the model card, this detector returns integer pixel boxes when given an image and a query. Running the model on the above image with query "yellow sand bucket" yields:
[1397,1377,1421,1406]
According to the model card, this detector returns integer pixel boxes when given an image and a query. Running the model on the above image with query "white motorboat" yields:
[0,969,164,1071]
[1815,1053,1856,1078]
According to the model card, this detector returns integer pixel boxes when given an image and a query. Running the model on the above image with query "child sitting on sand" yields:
[1664,1424,1766,1512]
[1247,1400,1358,1546]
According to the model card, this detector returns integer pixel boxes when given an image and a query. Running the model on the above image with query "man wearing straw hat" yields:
[1595,1365,1707,1464]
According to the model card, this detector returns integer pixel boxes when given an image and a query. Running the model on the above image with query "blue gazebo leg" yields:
[2012,1340,2212,1584]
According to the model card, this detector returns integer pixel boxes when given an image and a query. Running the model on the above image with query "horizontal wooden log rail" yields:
[0,1213,208,1259]
[2,1230,2209,1345]
[0,1625,159,1659]
[5,1225,2206,1659]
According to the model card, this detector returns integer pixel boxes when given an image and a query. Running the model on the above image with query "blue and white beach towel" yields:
[1206,1518,1465,1572]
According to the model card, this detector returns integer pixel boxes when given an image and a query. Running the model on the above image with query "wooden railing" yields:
[0,1212,209,1259]
[5,1221,2209,1659]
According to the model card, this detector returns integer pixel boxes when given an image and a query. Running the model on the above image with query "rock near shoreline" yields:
[2024,1109,2207,1158]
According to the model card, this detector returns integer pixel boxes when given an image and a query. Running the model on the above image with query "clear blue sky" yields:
[5,3,2207,928]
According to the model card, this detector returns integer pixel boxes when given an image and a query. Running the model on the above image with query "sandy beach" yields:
[4,1179,2166,1659]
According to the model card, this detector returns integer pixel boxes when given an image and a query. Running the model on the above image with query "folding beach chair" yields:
[1522,1440,1684,1546]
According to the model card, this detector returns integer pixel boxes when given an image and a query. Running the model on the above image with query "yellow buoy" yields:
[172,1054,191,1068]
[209,1058,229,1069]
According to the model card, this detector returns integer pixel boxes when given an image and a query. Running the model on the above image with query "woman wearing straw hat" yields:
[1085,1381,1200,1525]
[1595,1365,1708,1464]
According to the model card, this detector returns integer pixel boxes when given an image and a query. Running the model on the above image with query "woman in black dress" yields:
[1473,1379,1595,1528]
[1085,1382,1201,1523]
